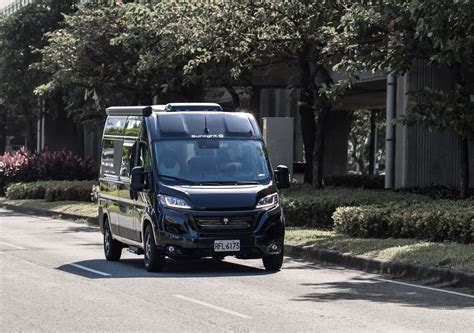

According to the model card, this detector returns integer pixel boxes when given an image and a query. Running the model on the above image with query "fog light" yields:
[270,243,279,252]
[167,245,175,253]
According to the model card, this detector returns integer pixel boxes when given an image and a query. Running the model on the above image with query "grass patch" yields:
[0,197,97,218]
[286,228,474,272]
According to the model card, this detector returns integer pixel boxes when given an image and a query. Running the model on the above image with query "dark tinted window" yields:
[101,139,123,177]
[104,116,126,136]
[124,116,142,137]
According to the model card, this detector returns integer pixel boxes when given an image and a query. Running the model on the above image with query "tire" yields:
[262,251,284,271]
[144,224,165,272]
[104,219,122,261]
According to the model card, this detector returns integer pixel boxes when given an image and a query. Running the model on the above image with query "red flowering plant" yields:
[0,147,97,195]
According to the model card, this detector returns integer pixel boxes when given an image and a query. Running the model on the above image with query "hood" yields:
[160,183,275,211]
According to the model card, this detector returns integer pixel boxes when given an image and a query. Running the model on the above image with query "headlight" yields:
[159,195,191,209]
[256,193,279,209]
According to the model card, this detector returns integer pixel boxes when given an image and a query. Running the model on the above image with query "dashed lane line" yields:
[173,294,252,319]
[69,263,111,277]
[0,241,26,250]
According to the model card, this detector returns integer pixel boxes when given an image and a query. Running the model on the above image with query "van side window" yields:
[137,142,151,171]
[120,140,135,180]
[104,116,126,136]
[101,139,123,177]
[124,116,142,137]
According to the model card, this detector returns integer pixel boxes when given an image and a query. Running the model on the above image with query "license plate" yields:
[214,240,240,252]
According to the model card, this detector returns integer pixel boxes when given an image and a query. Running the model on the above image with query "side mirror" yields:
[130,166,147,192]
[274,165,290,189]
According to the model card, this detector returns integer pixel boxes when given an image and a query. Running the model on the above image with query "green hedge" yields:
[324,175,384,189]
[6,181,96,202]
[333,201,474,244]
[280,187,429,228]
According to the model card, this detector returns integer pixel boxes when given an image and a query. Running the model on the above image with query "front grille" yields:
[193,215,254,231]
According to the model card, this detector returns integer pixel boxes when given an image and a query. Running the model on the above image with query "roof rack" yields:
[106,106,153,117]
[164,103,223,112]
[105,103,224,116]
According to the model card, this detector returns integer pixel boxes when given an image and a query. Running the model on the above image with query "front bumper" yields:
[153,206,285,258]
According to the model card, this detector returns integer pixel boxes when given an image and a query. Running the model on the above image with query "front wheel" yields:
[104,219,122,261]
[262,251,284,271]
[144,225,165,272]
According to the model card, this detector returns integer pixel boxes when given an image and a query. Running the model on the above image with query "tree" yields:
[170,1,345,186]
[191,1,345,187]
[37,2,211,122]
[0,1,77,152]
[176,2,265,111]
[329,0,474,198]
[36,4,147,122]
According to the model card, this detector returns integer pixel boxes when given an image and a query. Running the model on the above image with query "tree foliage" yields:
[0,0,77,150]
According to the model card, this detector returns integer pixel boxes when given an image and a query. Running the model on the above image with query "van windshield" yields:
[154,139,271,185]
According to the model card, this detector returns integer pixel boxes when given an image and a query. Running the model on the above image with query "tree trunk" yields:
[249,86,260,118]
[300,105,315,184]
[25,118,36,151]
[369,111,377,175]
[313,105,329,188]
[0,107,6,154]
[460,137,469,199]
[226,86,241,111]
[21,102,36,152]
[298,47,315,184]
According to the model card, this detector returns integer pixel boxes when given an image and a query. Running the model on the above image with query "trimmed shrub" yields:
[45,181,96,202]
[399,186,474,200]
[6,181,96,202]
[324,174,385,189]
[333,201,474,244]
[280,186,429,228]
[6,181,51,199]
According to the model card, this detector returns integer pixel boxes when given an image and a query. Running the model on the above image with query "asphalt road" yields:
[1,208,473,332]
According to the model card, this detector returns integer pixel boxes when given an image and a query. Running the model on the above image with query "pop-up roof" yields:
[147,111,261,140]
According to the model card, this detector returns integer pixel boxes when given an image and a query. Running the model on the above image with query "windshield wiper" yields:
[197,181,225,185]
[199,180,261,185]
[158,174,195,185]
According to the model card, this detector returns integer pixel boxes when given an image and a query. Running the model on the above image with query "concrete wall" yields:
[262,117,294,175]
[394,61,474,188]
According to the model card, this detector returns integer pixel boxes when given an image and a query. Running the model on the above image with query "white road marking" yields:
[173,294,252,319]
[0,241,26,250]
[375,277,474,299]
[69,263,111,277]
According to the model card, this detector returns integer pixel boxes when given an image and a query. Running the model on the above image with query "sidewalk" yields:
[1,200,473,289]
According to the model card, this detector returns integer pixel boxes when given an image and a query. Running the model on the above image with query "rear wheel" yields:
[262,251,283,271]
[144,225,165,272]
[104,219,122,261]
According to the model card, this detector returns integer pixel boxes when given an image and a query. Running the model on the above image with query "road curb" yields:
[0,203,98,226]
[284,244,474,289]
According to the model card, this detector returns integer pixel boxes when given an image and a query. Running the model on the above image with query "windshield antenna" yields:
[204,116,210,134]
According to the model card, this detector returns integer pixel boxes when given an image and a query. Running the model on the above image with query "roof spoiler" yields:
[164,103,223,112]
[106,106,153,117]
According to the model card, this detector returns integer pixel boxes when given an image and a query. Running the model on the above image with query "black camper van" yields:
[98,103,289,272]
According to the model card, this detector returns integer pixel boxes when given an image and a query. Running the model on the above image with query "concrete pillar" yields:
[394,61,474,188]
[322,111,351,177]
[262,117,294,175]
